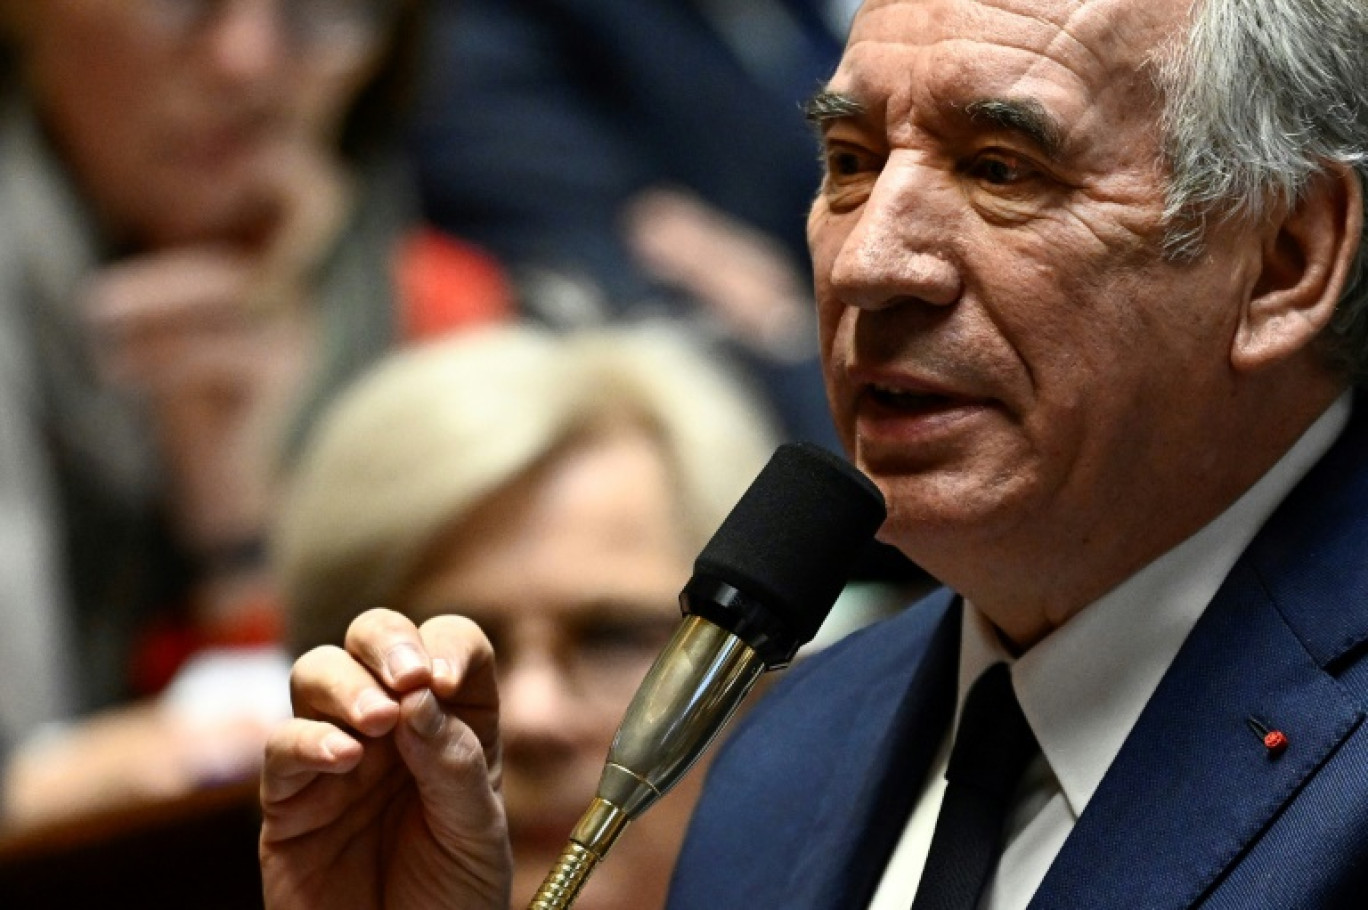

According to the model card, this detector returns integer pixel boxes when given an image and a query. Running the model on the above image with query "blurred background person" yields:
[273,322,778,910]
[274,322,911,909]
[407,0,858,451]
[0,0,507,831]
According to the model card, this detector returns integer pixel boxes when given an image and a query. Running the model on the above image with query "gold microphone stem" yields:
[527,798,631,910]
[526,842,596,910]
[527,617,764,909]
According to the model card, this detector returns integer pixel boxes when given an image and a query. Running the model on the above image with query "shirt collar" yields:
[960,391,1352,817]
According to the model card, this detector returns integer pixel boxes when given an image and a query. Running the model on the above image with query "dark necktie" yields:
[911,662,1040,910]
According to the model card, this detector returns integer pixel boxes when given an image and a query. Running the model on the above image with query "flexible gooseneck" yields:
[529,616,765,908]
[526,442,886,910]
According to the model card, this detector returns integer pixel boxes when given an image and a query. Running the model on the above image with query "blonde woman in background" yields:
[269,321,779,910]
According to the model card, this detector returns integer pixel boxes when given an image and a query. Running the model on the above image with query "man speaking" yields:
[259,0,1368,907]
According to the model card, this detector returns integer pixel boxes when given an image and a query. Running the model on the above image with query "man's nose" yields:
[828,155,962,311]
[202,0,292,86]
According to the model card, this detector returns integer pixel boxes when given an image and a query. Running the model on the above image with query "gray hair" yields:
[1154,0,1368,379]
[273,321,780,653]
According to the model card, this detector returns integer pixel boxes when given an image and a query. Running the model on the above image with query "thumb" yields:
[395,687,508,851]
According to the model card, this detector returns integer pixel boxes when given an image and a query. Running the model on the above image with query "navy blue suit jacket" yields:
[669,405,1368,908]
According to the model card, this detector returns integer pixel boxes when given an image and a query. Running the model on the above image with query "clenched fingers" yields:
[344,608,435,693]
[417,615,501,781]
[289,644,402,738]
[260,717,364,840]
[261,717,362,801]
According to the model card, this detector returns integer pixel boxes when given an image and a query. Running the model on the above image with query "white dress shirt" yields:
[868,392,1352,910]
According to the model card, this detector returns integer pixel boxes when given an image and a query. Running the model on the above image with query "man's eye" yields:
[823,145,877,181]
[830,151,863,177]
[965,152,1037,186]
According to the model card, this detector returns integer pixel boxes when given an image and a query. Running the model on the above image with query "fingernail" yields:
[408,690,443,739]
[386,644,426,683]
[322,732,355,761]
[355,688,395,721]
[431,657,452,684]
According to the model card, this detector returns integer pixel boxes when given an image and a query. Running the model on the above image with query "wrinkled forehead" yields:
[838,0,1190,111]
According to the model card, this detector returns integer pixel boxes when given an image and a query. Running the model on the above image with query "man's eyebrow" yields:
[803,89,865,131]
[963,98,1065,158]
[802,91,1065,157]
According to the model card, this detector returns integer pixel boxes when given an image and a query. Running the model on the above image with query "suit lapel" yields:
[1032,403,1368,909]
[1029,561,1363,908]
[782,591,961,909]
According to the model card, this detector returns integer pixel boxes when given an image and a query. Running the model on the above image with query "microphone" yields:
[528,442,886,909]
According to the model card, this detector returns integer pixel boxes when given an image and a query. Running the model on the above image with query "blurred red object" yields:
[397,228,512,340]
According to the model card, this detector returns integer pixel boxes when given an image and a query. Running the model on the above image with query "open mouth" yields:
[866,383,962,414]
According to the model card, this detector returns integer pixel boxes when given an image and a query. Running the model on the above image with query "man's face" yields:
[811,0,1260,611]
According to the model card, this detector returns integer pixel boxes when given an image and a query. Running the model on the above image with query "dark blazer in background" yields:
[411,0,841,304]
[407,0,847,449]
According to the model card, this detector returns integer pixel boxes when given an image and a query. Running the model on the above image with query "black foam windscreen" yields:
[687,442,886,664]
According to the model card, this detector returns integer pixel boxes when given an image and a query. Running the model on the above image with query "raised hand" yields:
[260,609,512,910]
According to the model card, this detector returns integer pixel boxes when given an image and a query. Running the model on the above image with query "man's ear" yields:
[1231,163,1364,373]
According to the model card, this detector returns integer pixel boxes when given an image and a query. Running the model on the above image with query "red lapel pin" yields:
[1246,716,1289,756]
